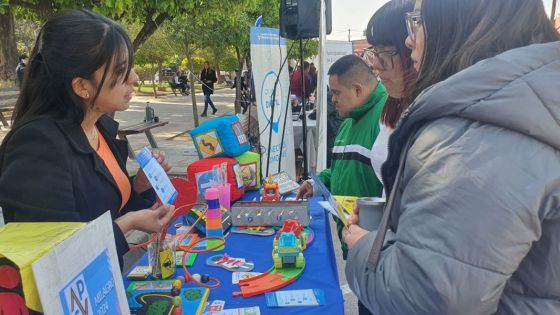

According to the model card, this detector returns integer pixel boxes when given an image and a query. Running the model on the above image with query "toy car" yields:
[272,232,305,269]
[274,219,307,250]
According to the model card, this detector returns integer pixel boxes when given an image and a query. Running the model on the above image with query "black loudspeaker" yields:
[280,0,332,40]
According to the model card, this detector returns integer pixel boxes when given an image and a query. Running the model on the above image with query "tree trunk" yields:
[185,40,199,127]
[132,12,171,52]
[215,63,221,83]
[150,63,158,98]
[0,11,18,85]
[234,46,244,114]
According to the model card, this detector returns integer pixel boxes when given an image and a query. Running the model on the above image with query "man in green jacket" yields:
[297,54,387,259]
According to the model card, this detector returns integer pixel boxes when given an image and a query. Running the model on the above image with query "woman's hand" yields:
[296,180,314,200]
[349,204,360,225]
[342,224,369,250]
[115,202,175,234]
[133,149,172,194]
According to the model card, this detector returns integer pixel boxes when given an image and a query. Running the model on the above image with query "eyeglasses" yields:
[405,11,423,42]
[362,47,399,71]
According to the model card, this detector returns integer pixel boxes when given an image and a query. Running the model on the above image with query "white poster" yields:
[250,27,296,179]
[32,212,129,315]
[316,39,353,172]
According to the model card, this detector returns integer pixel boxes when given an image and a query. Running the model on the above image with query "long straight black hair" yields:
[413,0,560,99]
[12,9,134,126]
[367,0,415,129]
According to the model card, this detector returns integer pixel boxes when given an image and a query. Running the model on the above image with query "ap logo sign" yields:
[61,274,93,315]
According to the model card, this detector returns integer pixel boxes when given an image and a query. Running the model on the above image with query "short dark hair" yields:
[12,10,133,126]
[413,0,560,99]
[367,0,415,128]
[328,54,375,87]
[19,55,28,61]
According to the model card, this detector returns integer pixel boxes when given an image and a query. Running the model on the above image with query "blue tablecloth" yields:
[123,192,344,314]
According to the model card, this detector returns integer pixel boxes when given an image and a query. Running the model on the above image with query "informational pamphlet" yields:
[204,306,260,315]
[265,289,326,307]
[311,171,349,227]
[136,147,178,205]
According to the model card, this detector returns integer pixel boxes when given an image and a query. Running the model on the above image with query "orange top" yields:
[96,128,132,210]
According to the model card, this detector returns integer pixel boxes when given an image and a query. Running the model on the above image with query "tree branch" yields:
[132,12,172,52]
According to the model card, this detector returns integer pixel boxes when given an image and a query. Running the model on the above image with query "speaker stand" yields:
[299,38,310,180]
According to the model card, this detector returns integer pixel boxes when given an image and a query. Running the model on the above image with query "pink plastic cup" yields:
[217,183,231,211]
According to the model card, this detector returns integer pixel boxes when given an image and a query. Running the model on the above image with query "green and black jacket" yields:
[319,83,387,259]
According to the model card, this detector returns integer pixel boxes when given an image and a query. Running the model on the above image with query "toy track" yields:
[232,263,305,297]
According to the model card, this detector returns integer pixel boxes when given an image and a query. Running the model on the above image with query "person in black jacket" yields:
[0,10,175,268]
[15,55,27,90]
[200,61,218,117]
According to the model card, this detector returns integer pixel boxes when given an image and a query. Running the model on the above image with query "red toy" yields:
[274,219,307,250]
[261,176,280,202]
[275,219,303,239]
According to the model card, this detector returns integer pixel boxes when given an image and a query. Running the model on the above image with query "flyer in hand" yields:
[310,171,349,227]
[136,147,178,205]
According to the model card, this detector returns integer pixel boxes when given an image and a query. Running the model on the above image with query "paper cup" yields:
[356,197,385,231]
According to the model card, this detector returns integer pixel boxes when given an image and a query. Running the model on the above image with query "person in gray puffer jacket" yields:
[343,0,560,314]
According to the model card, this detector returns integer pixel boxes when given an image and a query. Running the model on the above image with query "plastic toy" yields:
[206,254,255,272]
[261,176,280,202]
[205,188,225,251]
[273,232,304,269]
[232,220,307,298]
[274,219,308,250]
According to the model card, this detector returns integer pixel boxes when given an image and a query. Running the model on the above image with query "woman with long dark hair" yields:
[363,0,415,195]
[344,0,560,313]
[0,10,175,267]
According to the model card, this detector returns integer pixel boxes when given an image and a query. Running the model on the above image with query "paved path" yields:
[114,87,239,176]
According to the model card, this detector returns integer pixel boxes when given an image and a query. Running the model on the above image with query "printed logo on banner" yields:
[240,162,257,187]
[259,71,284,133]
[61,274,93,315]
[195,170,215,196]
[194,129,223,158]
[232,163,245,189]
[230,121,248,145]
[59,250,119,315]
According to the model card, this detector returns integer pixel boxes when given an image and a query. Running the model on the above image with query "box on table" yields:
[231,200,310,227]
[0,212,128,315]
[234,151,261,190]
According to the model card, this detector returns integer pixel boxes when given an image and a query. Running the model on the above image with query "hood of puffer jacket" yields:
[399,41,560,151]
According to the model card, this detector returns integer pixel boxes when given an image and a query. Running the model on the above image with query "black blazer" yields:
[200,68,217,95]
[0,114,155,267]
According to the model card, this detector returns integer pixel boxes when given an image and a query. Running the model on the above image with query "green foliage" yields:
[7,0,292,74]
[288,39,320,60]
[133,64,154,82]
[14,18,40,56]
[220,53,239,71]
[182,56,206,73]
[132,23,178,67]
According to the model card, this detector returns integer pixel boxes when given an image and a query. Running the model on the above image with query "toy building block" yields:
[205,188,224,251]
